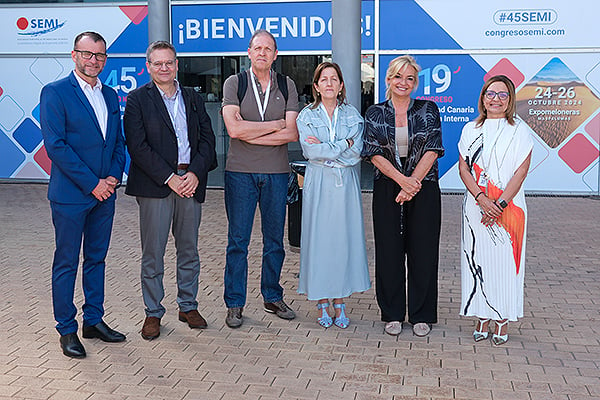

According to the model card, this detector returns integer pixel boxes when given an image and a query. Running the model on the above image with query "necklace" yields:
[479,118,519,189]
[493,120,519,187]
[479,119,505,188]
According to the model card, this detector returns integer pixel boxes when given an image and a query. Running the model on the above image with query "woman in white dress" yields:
[458,75,533,345]
[296,62,370,329]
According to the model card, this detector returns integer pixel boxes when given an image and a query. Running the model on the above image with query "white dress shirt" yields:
[73,71,108,140]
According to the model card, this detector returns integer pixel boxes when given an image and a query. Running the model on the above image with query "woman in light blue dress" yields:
[296,62,370,329]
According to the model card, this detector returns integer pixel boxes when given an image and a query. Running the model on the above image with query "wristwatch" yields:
[497,198,508,209]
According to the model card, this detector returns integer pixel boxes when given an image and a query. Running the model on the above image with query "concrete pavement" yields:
[0,183,598,400]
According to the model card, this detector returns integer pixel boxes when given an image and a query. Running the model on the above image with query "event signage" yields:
[378,54,485,178]
[0,0,598,193]
[379,0,596,50]
[172,1,375,53]
[0,6,143,54]
[99,57,149,114]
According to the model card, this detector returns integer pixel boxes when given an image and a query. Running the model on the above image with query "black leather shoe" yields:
[82,320,126,342]
[59,333,86,358]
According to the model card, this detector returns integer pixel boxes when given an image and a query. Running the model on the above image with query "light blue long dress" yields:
[296,102,371,300]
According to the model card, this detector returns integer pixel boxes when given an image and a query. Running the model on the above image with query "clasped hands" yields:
[92,176,119,201]
[396,176,421,205]
[477,195,503,227]
[168,172,199,198]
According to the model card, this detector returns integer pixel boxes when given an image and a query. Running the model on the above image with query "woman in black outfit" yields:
[362,55,444,337]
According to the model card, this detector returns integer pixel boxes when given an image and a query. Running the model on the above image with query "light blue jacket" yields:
[297,102,364,167]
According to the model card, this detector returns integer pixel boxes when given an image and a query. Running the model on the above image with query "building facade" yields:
[1,0,599,194]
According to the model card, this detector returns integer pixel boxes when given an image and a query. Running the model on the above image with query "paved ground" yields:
[0,183,599,400]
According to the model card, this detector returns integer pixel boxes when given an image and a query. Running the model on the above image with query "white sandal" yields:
[473,318,490,342]
[492,319,509,346]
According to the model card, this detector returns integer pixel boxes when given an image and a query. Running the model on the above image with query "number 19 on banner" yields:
[419,64,452,95]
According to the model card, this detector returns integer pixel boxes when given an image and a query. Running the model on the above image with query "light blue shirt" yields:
[157,80,190,164]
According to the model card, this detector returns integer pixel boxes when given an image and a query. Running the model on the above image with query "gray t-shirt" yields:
[222,70,299,173]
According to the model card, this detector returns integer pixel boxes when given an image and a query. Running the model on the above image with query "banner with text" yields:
[0,5,148,55]
[378,53,600,193]
[379,0,596,50]
[172,1,375,53]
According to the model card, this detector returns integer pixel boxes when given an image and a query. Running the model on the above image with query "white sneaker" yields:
[384,321,402,336]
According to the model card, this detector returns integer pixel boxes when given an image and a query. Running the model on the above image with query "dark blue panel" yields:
[172,1,375,53]
[108,17,149,54]
[99,57,150,115]
[32,103,40,124]
[12,118,42,153]
[379,0,462,50]
[0,130,26,178]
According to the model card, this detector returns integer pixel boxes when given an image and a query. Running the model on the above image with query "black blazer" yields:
[124,81,217,202]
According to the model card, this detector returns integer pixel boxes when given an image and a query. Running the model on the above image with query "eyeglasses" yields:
[74,49,107,62]
[149,60,176,69]
[484,90,509,101]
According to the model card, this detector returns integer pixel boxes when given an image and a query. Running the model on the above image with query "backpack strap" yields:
[236,71,248,104]
[276,72,289,103]
[238,70,289,104]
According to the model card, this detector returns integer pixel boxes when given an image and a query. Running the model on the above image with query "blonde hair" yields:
[385,55,421,100]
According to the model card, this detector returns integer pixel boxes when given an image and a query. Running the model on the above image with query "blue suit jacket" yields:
[40,71,126,204]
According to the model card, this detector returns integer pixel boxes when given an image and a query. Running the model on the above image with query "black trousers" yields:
[372,178,441,324]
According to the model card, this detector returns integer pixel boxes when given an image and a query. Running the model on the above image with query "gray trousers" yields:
[137,192,202,318]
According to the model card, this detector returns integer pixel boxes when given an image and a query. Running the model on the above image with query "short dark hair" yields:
[310,62,347,109]
[73,31,106,49]
[146,41,177,61]
[248,29,277,51]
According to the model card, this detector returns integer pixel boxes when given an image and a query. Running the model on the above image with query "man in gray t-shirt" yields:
[221,29,299,328]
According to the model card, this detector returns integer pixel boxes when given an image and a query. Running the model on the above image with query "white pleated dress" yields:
[296,103,371,300]
[458,117,533,321]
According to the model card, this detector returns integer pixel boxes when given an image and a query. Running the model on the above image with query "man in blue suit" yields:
[40,31,127,358]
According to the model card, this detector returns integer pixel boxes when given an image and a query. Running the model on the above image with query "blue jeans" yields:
[224,171,288,308]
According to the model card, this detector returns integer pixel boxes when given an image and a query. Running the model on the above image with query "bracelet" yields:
[474,191,484,201]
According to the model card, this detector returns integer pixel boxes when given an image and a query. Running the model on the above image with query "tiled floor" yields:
[0,184,598,400]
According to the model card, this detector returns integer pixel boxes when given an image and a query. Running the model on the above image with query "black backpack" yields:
[236,70,289,105]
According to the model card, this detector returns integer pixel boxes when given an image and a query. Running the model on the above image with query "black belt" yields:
[177,163,189,170]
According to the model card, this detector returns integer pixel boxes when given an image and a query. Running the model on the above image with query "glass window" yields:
[177,54,375,189]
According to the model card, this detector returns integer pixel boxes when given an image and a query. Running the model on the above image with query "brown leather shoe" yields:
[141,317,160,340]
[178,310,207,329]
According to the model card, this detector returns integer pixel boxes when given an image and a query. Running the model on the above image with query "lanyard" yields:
[165,91,180,128]
[250,70,271,121]
[319,103,339,142]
